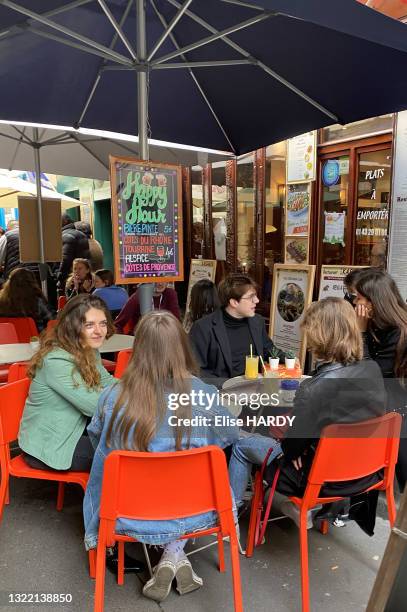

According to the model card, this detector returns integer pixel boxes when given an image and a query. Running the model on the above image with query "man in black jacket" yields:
[57,214,90,294]
[189,273,284,384]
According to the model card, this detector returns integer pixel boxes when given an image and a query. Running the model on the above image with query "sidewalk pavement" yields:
[0,477,394,612]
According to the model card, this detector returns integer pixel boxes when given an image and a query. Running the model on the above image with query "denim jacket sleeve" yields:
[87,384,117,449]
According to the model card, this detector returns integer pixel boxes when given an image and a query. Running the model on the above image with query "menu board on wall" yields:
[318,265,367,300]
[388,111,407,301]
[269,264,315,367]
[287,131,317,183]
[110,156,183,284]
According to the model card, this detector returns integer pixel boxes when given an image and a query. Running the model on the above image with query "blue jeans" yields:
[228,433,282,507]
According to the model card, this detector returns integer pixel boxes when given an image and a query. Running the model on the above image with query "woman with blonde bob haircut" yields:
[270,296,387,529]
[84,310,239,604]
[302,297,363,364]
[230,298,387,531]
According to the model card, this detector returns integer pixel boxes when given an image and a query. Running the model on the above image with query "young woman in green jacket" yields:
[18,294,116,472]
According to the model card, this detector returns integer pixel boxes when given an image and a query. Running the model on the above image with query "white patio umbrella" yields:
[0,121,231,181]
[0,120,231,296]
[0,173,85,210]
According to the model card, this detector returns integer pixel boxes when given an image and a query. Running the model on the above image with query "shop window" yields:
[264,142,286,303]
[320,156,350,265]
[191,165,203,258]
[355,149,391,268]
[321,114,393,144]
[236,154,255,277]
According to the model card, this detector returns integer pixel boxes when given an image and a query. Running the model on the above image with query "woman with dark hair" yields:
[183,279,220,333]
[18,294,115,472]
[0,267,54,331]
[343,267,370,306]
[84,310,239,603]
[354,268,407,490]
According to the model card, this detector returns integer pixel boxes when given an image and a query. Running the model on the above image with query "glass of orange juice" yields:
[245,356,259,379]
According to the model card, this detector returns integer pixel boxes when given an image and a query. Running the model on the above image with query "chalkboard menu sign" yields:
[110,156,184,284]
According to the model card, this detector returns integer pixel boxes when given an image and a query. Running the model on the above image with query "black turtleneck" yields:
[222,308,255,376]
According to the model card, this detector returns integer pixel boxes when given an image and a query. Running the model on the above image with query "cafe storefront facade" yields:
[182,114,395,319]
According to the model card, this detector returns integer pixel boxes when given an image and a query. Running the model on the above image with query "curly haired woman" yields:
[18,294,115,472]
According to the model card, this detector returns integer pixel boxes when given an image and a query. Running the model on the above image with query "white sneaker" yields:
[175,556,203,595]
[142,559,176,602]
[280,500,313,529]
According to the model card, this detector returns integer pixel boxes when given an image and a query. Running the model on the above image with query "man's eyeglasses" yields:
[240,293,258,302]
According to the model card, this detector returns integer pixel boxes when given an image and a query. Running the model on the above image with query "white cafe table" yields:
[0,334,134,365]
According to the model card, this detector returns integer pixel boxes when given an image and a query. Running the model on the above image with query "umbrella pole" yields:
[136,0,154,313]
[33,128,48,299]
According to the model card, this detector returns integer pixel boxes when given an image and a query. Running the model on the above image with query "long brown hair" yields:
[0,268,44,317]
[355,269,407,379]
[301,298,362,364]
[106,310,199,452]
[28,294,115,389]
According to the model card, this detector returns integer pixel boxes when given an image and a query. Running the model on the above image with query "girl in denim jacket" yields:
[84,310,239,603]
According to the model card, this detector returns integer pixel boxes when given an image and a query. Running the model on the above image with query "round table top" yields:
[0,334,134,365]
[221,373,311,417]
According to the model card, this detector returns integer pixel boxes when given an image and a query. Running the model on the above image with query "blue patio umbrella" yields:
[1,0,407,303]
[0,0,406,157]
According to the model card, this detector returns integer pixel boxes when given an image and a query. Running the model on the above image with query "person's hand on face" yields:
[354,291,373,331]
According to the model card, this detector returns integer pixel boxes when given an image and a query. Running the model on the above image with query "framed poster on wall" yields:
[110,156,183,284]
[186,259,217,310]
[287,131,317,183]
[285,236,309,265]
[318,265,367,300]
[285,183,311,236]
[269,264,315,367]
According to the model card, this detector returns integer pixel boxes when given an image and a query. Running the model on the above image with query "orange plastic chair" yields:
[91,446,243,612]
[113,349,132,378]
[246,413,401,612]
[0,317,38,343]
[0,323,20,383]
[7,362,29,383]
[0,323,18,344]
[0,378,90,523]
[57,296,67,311]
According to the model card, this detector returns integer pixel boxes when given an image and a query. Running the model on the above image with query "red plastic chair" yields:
[0,378,90,524]
[7,362,30,383]
[57,296,67,311]
[90,446,243,612]
[0,317,38,343]
[0,323,18,344]
[113,349,132,378]
[0,323,20,383]
[246,413,402,612]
